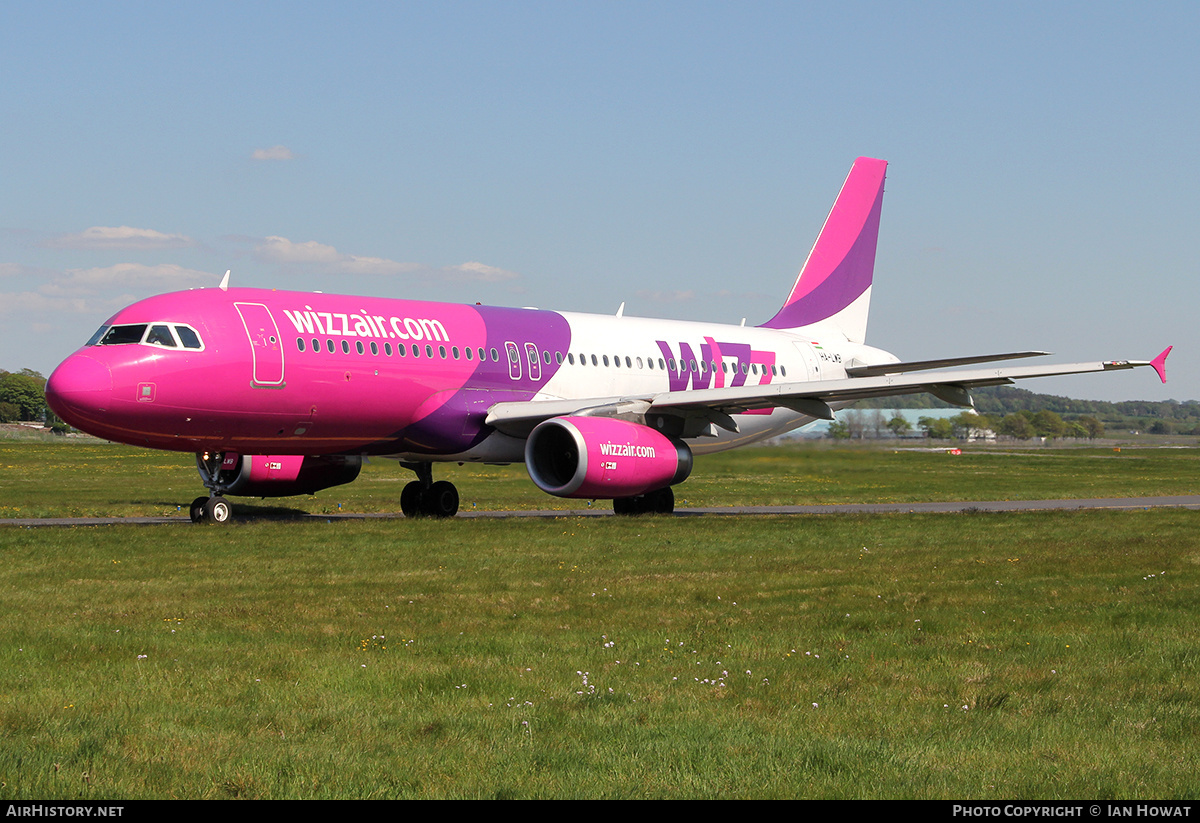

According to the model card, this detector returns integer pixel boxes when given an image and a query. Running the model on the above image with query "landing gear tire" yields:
[400,481,425,518]
[422,481,459,518]
[651,486,675,514]
[189,496,209,523]
[613,487,675,516]
[202,496,232,525]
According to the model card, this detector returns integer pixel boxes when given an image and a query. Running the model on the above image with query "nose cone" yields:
[46,354,113,426]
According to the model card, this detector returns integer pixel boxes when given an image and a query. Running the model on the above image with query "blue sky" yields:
[2,1,1195,402]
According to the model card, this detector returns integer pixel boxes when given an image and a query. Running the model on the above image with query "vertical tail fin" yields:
[759,157,887,343]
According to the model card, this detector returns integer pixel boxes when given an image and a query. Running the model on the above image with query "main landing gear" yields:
[400,461,460,519]
[612,486,675,516]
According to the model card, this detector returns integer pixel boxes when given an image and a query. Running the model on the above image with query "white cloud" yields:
[251,145,296,161]
[253,235,419,276]
[444,261,520,283]
[0,289,137,316]
[251,236,419,276]
[254,236,344,265]
[46,263,215,294]
[45,226,195,251]
[247,234,523,287]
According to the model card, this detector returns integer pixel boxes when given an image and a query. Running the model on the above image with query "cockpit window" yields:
[175,326,202,349]
[87,322,204,350]
[96,324,148,345]
[145,325,177,347]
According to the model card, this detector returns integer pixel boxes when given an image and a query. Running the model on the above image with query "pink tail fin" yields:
[759,157,887,343]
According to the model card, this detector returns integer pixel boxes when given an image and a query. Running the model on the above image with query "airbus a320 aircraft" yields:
[45,158,1170,523]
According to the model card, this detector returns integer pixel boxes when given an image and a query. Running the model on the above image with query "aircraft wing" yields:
[485,349,1170,437]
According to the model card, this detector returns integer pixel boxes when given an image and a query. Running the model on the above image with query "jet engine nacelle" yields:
[206,453,362,497]
[524,416,692,499]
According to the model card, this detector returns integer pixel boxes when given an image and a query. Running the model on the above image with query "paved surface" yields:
[3,495,1199,527]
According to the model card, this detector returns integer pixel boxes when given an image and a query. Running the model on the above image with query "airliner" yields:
[44,158,1170,523]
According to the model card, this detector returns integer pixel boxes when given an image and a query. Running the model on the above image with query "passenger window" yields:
[370,342,378,355]
[327,339,335,353]
[297,337,305,352]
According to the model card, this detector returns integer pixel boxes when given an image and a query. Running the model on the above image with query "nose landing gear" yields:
[189,452,235,524]
[190,494,232,524]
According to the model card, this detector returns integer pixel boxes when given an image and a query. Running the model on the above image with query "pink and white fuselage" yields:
[45,158,1168,521]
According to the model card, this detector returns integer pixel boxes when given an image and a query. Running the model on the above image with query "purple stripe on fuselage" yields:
[395,306,572,454]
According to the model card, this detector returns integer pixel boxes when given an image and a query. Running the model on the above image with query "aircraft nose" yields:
[46,354,113,423]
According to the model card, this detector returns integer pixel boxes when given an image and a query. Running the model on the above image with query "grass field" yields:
[1,440,1198,798]
[3,438,1199,518]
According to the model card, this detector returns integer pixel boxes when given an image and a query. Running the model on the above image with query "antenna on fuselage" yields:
[616,302,625,317]
[219,270,230,291]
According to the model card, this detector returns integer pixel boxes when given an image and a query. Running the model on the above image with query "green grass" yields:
[3,440,1199,518]
[1,441,1199,798]
[2,511,1200,798]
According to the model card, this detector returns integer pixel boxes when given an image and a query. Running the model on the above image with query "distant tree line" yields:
[827,408,1104,441]
[0,368,62,428]
[855,385,1200,436]
[914,410,1104,441]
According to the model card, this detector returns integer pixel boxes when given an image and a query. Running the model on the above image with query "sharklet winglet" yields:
[1151,346,1172,384]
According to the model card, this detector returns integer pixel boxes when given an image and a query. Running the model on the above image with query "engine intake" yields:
[525,416,692,499]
